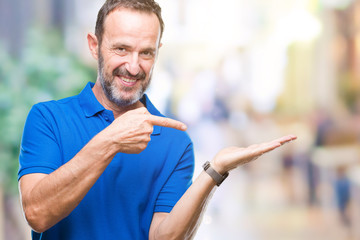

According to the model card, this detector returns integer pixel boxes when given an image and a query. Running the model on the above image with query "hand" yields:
[211,135,297,174]
[102,107,187,154]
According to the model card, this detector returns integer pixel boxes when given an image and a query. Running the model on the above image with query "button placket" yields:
[102,111,114,123]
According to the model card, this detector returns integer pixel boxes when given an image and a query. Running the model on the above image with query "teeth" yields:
[122,77,136,83]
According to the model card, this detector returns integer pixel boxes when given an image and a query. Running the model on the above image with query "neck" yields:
[92,80,144,118]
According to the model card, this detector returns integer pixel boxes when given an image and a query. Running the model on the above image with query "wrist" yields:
[90,131,118,159]
[203,161,229,186]
[210,160,228,175]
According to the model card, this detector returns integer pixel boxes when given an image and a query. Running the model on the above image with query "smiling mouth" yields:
[117,75,139,87]
[122,77,137,83]
[113,67,146,87]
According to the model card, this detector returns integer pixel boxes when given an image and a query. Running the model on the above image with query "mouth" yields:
[112,67,146,88]
[117,75,138,87]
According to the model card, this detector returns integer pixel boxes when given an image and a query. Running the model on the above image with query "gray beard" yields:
[97,54,150,107]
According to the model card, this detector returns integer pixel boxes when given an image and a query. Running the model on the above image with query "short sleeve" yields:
[18,103,63,180]
[154,142,194,212]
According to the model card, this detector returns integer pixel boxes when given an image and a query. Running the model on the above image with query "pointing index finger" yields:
[148,115,187,131]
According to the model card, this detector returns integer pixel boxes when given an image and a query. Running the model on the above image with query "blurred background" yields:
[1,0,360,239]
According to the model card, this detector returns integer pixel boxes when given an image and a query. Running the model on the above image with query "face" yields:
[98,8,161,107]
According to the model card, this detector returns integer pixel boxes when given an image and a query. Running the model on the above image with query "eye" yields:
[114,47,128,56]
[141,50,155,59]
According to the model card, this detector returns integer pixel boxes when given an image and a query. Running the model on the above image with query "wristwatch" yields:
[202,161,229,186]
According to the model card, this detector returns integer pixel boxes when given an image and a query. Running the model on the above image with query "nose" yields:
[125,53,140,76]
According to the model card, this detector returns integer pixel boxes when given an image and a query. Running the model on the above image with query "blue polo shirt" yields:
[18,82,194,240]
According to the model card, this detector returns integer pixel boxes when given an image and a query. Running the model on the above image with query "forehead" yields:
[103,8,161,46]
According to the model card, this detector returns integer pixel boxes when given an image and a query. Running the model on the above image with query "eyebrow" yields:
[111,43,156,53]
[111,43,132,50]
[141,47,156,53]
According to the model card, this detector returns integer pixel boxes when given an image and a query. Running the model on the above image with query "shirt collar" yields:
[78,82,162,135]
[79,82,105,117]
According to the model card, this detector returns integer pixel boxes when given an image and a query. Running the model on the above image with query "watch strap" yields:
[202,161,229,186]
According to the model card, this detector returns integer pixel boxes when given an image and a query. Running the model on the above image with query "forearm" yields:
[20,133,117,232]
[152,170,218,240]
[151,135,297,239]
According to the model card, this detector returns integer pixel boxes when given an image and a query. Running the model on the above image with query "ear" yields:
[87,33,99,60]
[155,42,162,61]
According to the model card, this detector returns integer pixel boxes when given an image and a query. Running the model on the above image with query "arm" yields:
[149,135,297,240]
[19,107,186,233]
[19,131,119,233]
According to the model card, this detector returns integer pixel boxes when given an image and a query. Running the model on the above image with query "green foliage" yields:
[0,27,96,194]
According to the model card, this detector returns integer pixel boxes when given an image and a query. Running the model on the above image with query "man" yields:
[18,0,296,239]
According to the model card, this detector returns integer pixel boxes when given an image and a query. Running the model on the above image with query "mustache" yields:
[113,67,146,80]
